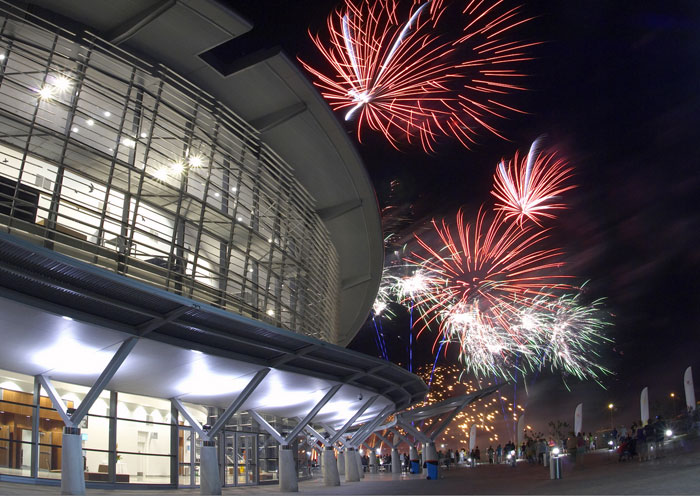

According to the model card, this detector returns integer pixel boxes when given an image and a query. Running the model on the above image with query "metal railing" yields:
[0,5,339,342]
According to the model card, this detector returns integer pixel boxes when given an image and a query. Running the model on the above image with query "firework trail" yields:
[301,0,537,151]
[492,138,576,226]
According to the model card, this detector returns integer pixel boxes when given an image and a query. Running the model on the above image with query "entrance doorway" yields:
[224,431,257,486]
[177,427,200,487]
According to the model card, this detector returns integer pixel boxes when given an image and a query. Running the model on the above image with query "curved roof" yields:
[0,231,426,413]
[24,0,383,346]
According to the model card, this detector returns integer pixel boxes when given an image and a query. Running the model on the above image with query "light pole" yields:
[608,403,614,430]
[670,393,678,416]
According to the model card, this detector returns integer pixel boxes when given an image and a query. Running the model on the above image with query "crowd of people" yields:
[348,409,700,475]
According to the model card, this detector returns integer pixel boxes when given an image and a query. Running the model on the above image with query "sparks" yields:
[301,0,537,151]
[492,139,576,226]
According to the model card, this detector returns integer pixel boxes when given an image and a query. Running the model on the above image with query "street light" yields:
[608,403,614,430]
[670,393,678,416]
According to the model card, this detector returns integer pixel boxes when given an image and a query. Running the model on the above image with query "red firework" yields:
[407,207,571,336]
[300,0,537,152]
[491,138,576,226]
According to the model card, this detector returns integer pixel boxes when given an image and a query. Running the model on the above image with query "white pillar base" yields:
[344,448,360,482]
[61,429,85,496]
[337,450,345,476]
[410,445,420,474]
[200,442,221,495]
[369,451,378,473]
[424,441,438,462]
[279,446,298,492]
[391,448,401,476]
[322,447,340,486]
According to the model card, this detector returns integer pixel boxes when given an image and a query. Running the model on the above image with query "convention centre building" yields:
[0,0,431,493]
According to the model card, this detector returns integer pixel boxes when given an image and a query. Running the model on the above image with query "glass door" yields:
[236,433,257,485]
[178,427,195,487]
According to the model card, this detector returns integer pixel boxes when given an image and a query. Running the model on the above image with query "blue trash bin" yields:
[410,460,420,474]
[426,460,438,480]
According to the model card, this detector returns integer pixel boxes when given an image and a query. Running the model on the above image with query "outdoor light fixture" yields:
[552,447,560,456]
[665,429,672,437]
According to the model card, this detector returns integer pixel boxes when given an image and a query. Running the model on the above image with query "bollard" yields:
[549,448,562,480]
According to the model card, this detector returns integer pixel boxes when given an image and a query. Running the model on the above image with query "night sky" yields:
[225,0,700,436]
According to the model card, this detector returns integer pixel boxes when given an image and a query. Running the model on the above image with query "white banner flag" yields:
[574,403,583,435]
[469,424,476,451]
[517,415,525,446]
[640,387,649,426]
[685,366,696,411]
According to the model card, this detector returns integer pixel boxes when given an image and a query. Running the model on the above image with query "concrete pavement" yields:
[1,445,700,495]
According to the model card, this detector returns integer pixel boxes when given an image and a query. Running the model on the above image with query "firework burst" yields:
[408,207,570,332]
[492,138,576,226]
[301,0,537,152]
[530,290,612,382]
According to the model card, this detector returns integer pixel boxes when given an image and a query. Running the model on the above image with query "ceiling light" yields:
[71,126,79,133]
[214,192,220,197]
[0,54,5,61]
[153,168,169,181]
[188,155,203,168]
[266,309,274,316]
[169,161,185,175]
[237,216,243,222]
[62,316,73,321]
[53,75,71,93]
[231,186,237,192]
[86,119,94,126]
[103,111,111,117]
[121,137,136,149]
[38,85,54,101]
[140,132,148,138]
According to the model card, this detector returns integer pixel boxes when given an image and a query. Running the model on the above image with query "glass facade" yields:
[0,5,340,342]
[0,369,301,488]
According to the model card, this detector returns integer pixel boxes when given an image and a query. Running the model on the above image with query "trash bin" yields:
[410,460,420,474]
[426,460,438,480]
[549,456,562,480]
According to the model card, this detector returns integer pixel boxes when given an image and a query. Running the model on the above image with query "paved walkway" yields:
[2,445,700,495]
